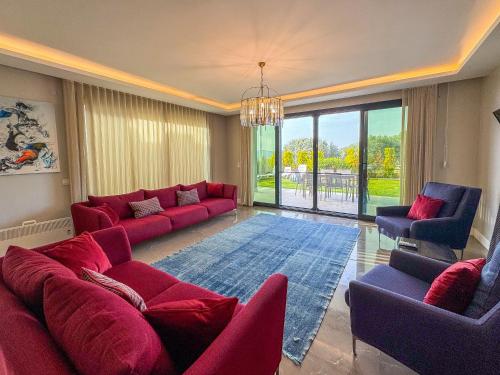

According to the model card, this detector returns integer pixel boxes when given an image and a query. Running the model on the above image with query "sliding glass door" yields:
[280,116,314,209]
[360,107,403,216]
[317,111,360,215]
[253,100,403,219]
[254,126,276,204]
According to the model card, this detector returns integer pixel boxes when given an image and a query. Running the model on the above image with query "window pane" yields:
[254,126,276,204]
[280,116,314,209]
[364,107,402,216]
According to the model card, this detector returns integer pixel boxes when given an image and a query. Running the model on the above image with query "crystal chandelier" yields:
[240,62,284,127]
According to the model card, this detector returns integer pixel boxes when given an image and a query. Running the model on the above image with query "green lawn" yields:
[257,176,400,197]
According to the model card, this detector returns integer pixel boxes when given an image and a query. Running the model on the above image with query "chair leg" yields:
[352,335,357,357]
[461,249,464,260]
[378,231,381,249]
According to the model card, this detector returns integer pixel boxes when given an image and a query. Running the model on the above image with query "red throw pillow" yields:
[2,246,76,311]
[144,297,238,372]
[44,276,176,375]
[144,185,181,208]
[424,258,486,313]
[92,203,119,225]
[80,267,147,311]
[207,182,224,197]
[40,232,112,275]
[88,190,145,219]
[407,194,445,220]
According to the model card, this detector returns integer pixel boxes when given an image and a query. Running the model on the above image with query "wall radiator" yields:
[0,217,74,256]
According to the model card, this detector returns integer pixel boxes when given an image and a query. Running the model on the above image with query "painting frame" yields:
[0,95,60,176]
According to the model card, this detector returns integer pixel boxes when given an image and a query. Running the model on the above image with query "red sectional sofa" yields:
[71,181,237,245]
[0,227,288,375]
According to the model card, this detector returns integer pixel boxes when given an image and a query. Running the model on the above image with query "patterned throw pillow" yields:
[128,197,163,218]
[176,188,200,206]
[80,267,147,311]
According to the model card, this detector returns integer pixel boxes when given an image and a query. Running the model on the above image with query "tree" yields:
[267,153,275,172]
[383,147,396,177]
[282,149,294,168]
[344,145,359,171]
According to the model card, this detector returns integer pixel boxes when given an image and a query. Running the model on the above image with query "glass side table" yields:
[396,238,458,264]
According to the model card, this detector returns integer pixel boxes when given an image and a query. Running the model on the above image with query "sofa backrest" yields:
[0,259,76,375]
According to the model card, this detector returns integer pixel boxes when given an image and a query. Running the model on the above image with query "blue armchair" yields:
[376,182,481,252]
[345,207,500,375]
[345,209,500,375]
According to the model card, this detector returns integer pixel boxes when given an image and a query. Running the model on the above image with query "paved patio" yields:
[254,187,398,216]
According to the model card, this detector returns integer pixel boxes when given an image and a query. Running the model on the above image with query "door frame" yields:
[253,99,402,221]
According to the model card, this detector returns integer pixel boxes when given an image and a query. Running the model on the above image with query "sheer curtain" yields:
[400,85,438,204]
[63,81,210,200]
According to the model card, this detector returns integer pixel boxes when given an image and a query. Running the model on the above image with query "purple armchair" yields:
[376,182,482,255]
[345,221,500,375]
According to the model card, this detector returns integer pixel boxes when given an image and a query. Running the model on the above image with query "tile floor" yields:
[133,206,487,375]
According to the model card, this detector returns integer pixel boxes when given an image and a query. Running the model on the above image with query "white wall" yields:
[0,65,70,229]
[475,65,500,242]
[433,79,482,187]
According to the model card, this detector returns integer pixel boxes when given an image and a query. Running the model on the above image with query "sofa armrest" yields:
[223,184,238,208]
[389,249,450,283]
[90,227,132,266]
[376,205,411,217]
[70,203,113,235]
[349,281,498,374]
[185,274,287,375]
[410,216,463,247]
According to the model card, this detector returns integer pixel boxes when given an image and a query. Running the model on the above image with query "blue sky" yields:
[282,107,402,148]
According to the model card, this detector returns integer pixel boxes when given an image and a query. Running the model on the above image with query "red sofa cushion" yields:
[181,180,208,201]
[81,267,147,311]
[92,203,119,225]
[44,276,177,375]
[0,260,75,375]
[207,182,224,197]
[424,258,486,313]
[144,185,181,209]
[160,205,209,230]
[119,214,172,245]
[104,260,180,303]
[40,232,112,275]
[146,281,245,317]
[223,184,236,200]
[407,194,445,220]
[88,190,145,219]
[144,297,238,373]
[2,246,76,311]
[199,198,235,217]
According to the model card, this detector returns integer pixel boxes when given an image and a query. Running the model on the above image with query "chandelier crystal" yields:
[240,62,284,127]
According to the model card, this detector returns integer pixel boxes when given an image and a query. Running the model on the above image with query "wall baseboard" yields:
[471,227,490,250]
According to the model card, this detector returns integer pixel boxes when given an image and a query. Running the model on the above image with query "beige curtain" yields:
[401,85,437,204]
[63,81,210,199]
[240,126,254,206]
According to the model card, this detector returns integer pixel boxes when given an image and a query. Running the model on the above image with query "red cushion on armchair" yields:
[424,258,486,313]
[144,297,238,372]
[407,194,445,220]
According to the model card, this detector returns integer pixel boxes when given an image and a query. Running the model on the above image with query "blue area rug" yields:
[153,213,360,364]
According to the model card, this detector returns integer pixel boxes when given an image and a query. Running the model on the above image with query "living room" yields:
[0,1,499,375]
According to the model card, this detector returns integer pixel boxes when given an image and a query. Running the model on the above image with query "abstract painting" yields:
[0,96,59,175]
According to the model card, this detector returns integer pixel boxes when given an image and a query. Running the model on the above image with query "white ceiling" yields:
[0,0,499,113]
